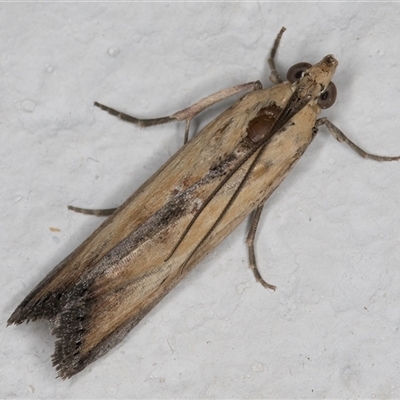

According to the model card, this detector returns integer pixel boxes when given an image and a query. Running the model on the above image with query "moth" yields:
[8,28,400,379]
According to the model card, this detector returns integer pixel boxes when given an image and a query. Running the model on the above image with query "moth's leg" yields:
[68,205,116,216]
[268,27,286,85]
[317,117,400,161]
[73,82,261,217]
[95,80,262,144]
[246,204,277,290]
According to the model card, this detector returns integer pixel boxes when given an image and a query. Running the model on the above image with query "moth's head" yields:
[287,55,338,109]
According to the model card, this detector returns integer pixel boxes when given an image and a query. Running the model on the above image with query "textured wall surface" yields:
[2,3,400,398]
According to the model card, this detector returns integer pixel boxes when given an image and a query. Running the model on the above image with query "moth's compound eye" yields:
[318,82,337,109]
[286,62,312,82]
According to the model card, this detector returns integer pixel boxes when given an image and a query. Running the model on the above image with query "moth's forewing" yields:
[9,79,323,378]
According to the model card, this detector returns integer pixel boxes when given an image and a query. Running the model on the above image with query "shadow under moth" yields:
[8,28,400,379]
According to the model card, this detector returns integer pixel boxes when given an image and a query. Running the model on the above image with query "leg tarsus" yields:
[68,205,117,217]
[317,117,400,161]
[246,204,276,291]
[268,27,286,85]
[94,102,175,127]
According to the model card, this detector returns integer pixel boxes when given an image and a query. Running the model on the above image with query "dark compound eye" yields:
[286,62,312,82]
[317,81,337,109]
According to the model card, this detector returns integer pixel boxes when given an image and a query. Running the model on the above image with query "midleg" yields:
[95,80,262,144]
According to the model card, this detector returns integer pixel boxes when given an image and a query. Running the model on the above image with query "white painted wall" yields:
[2,3,400,398]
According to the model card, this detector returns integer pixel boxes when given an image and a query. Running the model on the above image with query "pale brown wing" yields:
[9,83,313,378]
[8,84,292,326]
[49,93,318,378]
